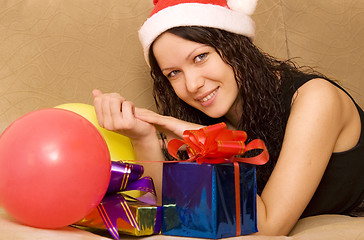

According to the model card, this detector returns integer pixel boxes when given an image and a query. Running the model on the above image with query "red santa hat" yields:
[138,0,258,65]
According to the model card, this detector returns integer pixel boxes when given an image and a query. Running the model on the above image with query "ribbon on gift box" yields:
[168,122,269,165]
[96,161,158,240]
[167,122,269,236]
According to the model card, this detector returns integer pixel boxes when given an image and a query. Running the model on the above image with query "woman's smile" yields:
[198,87,219,106]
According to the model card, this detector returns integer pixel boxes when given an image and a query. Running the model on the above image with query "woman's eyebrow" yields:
[186,45,207,60]
[161,66,174,72]
[161,45,208,71]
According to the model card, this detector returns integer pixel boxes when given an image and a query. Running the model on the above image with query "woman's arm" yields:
[92,89,165,160]
[93,89,166,200]
[255,78,361,235]
[92,89,204,202]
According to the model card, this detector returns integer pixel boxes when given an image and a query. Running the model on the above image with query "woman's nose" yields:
[185,70,205,93]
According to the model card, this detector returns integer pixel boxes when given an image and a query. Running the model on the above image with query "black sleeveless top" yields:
[280,74,364,218]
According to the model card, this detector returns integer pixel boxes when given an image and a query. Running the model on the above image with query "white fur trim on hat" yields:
[138,3,256,65]
[227,0,258,15]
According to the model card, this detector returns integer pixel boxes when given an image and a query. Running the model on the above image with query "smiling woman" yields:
[92,0,364,236]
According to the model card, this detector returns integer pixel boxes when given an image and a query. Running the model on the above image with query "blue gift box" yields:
[162,162,257,239]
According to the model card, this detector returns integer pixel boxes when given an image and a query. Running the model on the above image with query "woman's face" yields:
[152,32,240,119]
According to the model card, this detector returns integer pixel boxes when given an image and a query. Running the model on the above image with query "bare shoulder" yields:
[293,78,345,106]
[290,78,346,137]
[291,77,361,152]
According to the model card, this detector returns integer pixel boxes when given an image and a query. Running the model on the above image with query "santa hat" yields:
[138,0,258,65]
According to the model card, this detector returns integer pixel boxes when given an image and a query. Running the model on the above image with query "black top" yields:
[280,74,364,218]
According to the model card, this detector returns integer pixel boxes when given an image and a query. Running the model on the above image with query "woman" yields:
[93,0,364,235]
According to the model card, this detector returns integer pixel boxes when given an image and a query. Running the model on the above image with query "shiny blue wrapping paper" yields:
[162,162,257,239]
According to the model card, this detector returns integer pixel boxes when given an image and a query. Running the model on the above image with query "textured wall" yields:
[0,0,153,133]
[0,0,363,133]
[253,0,364,108]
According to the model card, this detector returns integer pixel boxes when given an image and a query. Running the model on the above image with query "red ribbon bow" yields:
[167,122,269,165]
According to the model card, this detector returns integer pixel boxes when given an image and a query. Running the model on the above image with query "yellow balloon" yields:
[55,103,136,162]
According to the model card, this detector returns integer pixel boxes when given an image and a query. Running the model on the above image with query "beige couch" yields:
[0,0,363,239]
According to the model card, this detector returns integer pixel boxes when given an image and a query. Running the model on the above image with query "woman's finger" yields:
[92,89,103,98]
[120,101,136,130]
[135,108,163,124]
[93,94,105,128]
[109,96,124,129]
[107,93,126,102]
[100,95,114,130]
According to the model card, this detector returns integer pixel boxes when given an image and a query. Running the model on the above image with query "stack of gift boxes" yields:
[74,123,268,239]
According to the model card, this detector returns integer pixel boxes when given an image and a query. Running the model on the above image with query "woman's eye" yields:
[194,53,207,63]
[167,70,179,78]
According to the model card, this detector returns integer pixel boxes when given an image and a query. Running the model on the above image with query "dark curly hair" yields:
[148,26,323,194]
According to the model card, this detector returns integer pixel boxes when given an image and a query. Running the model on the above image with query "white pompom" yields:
[227,0,258,15]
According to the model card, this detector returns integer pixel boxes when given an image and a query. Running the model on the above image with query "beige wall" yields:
[0,0,363,133]
[253,0,364,108]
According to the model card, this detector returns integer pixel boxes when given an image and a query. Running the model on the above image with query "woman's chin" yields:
[203,110,226,119]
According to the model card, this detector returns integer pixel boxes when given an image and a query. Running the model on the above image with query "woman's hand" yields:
[92,89,157,142]
[93,90,166,199]
[135,108,204,141]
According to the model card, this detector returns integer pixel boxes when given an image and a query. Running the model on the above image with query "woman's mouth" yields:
[200,88,218,103]
[198,87,219,107]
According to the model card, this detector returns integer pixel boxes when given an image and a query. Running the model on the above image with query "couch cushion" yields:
[289,214,364,239]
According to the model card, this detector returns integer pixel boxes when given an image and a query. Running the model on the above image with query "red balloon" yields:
[0,108,111,228]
